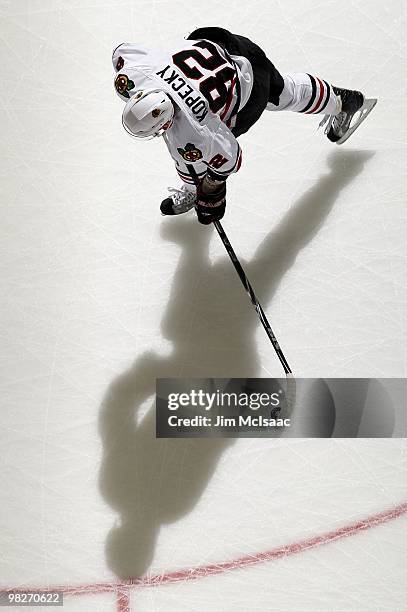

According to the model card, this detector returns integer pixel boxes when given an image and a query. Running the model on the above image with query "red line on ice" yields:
[116,586,130,612]
[3,501,407,611]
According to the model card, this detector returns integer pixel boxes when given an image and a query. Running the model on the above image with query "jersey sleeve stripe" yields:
[177,167,205,183]
[177,167,206,178]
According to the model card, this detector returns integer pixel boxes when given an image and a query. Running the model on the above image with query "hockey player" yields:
[113,27,376,225]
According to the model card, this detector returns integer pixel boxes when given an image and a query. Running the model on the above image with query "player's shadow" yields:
[98,149,374,580]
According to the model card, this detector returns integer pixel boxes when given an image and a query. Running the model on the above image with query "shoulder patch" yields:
[114,73,135,98]
[177,143,203,162]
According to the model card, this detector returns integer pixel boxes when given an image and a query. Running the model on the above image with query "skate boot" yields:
[321,86,377,145]
[160,184,196,215]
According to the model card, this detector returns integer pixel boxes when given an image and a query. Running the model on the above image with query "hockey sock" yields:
[267,73,340,116]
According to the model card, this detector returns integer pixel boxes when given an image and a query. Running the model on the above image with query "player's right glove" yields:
[196,179,226,225]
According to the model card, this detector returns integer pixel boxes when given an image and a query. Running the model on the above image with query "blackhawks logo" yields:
[114,73,135,98]
[177,143,203,162]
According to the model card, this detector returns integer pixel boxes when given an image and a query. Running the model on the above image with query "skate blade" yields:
[336,98,377,145]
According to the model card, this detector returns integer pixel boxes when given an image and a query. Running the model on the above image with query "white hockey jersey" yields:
[112,38,254,185]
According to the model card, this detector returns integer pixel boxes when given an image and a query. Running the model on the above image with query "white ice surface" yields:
[1,0,407,610]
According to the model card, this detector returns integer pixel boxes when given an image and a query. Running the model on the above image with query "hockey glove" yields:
[196,179,226,225]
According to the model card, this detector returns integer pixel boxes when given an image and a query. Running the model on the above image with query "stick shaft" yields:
[214,220,292,374]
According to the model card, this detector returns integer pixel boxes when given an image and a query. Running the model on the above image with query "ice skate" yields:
[160,184,197,216]
[321,87,377,145]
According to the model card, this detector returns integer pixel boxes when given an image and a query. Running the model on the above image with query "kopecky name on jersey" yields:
[156,65,209,122]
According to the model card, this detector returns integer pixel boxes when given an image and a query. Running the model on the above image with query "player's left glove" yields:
[196,179,226,225]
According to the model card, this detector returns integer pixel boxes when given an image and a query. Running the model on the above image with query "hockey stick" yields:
[186,164,293,378]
